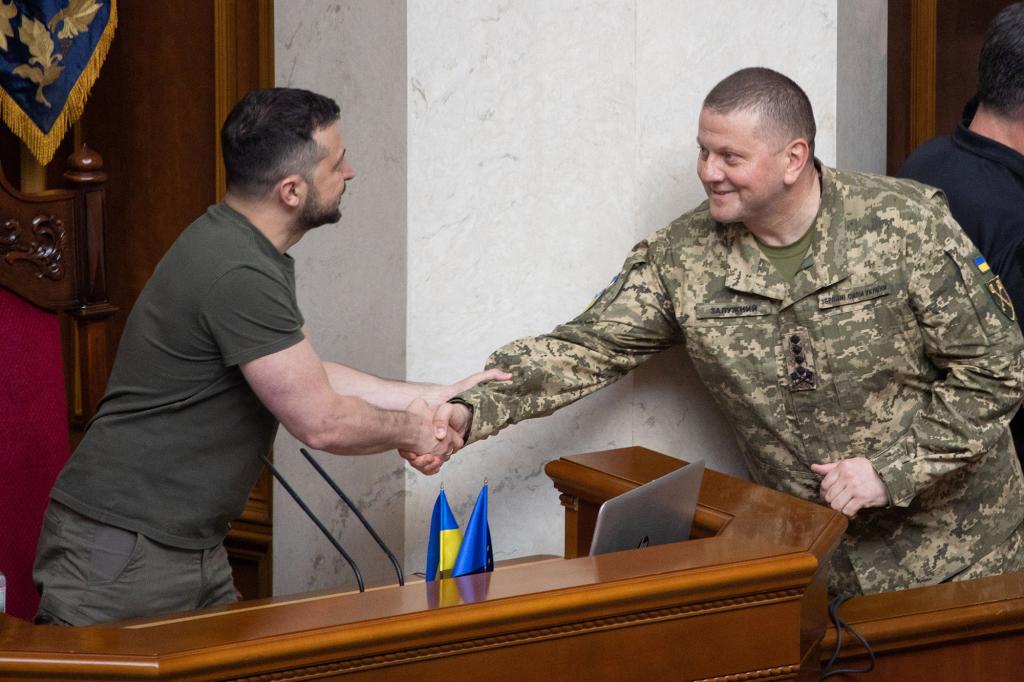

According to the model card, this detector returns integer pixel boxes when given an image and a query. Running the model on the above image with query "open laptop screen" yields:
[588,459,705,556]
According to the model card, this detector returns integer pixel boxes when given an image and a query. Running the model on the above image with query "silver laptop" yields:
[588,459,705,556]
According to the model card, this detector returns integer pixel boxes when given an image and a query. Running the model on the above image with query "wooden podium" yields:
[0,447,845,681]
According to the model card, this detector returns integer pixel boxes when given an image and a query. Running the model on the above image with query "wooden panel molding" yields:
[212,0,276,598]
[214,0,275,201]
[908,0,938,150]
[819,572,1024,680]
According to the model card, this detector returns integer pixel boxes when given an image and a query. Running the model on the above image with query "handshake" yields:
[398,368,510,475]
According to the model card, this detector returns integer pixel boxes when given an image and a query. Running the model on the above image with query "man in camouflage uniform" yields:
[429,67,1024,595]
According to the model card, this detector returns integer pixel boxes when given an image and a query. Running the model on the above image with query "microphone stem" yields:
[301,448,405,586]
[260,453,365,592]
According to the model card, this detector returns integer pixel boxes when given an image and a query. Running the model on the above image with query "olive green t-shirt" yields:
[52,203,304,549]
[756,223,816,282]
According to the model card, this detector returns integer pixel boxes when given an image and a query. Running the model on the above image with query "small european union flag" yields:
[976,255,991,273]
[452,482,494,578]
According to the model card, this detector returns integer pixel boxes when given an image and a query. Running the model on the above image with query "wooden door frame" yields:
[214,0,277,600]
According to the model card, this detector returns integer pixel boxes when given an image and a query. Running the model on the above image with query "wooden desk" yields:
[546,447,1024,681]
[0,447,845,681]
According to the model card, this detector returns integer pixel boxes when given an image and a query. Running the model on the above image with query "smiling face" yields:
[696,107,792,229]
[298,122,355,231]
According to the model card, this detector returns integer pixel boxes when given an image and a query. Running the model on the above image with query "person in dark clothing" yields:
[898,2,1024,463]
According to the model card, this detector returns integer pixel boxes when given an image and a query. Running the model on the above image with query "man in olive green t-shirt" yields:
[33,88,506,626]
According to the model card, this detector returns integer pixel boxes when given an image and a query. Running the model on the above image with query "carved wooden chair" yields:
[0,147,113,620]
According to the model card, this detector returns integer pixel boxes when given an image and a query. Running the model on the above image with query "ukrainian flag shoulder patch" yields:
[975,255,991,273]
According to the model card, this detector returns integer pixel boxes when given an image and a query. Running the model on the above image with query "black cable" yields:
[300,447,405,586]
[259,452,365,592]
[820,593,876,679]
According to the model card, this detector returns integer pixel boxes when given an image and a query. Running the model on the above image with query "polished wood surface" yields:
[819,572,1024,680]
[0,448,846,681]
[548,448,1024,681]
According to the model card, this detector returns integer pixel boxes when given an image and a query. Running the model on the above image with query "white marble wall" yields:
[837,0,888,173]
[273,0,409,595]
[273,0,888,594]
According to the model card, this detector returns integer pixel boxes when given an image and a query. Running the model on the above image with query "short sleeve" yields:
[201,265,305,366]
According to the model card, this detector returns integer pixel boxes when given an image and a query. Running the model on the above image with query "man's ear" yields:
[782,138,811,186]
[276,174,306,209]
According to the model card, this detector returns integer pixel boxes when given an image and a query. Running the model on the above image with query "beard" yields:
[298,184,343,231]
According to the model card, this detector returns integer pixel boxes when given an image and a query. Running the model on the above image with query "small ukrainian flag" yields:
[425,486,462,581]
[976,255,991,273]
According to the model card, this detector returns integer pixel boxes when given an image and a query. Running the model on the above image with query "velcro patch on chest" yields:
[695,301,773,319]
[818,281,891,309]
[782,328,817,391]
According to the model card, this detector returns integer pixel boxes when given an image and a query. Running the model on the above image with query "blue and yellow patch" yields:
[583,273,620,314]
[975,255,991,273]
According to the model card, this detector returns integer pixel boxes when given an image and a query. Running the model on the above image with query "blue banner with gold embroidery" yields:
[0,0,117,165]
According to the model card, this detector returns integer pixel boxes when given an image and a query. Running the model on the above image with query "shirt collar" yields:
[724,162,849,307]
[953,97,1024,182]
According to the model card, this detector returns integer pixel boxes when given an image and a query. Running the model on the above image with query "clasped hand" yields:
[398,369,507,475]
[810,457,889,518]
[398,399,466,475]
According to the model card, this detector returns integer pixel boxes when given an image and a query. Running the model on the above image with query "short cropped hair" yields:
[977,2,1024,118]
[221,88,341,198]
[702,67,816,154]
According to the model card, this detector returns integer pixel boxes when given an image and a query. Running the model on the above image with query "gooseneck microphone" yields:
[300,448,405,586]
[258,452,366,592]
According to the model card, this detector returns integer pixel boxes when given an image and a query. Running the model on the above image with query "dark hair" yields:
[221,88,341,198]
[703,67,816,154]
[977,2,1024,117]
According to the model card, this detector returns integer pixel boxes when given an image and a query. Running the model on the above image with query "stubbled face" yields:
[299,123,355,231]
[696,107,790,227]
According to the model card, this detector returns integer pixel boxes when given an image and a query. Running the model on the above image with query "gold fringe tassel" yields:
[0,0,119,166]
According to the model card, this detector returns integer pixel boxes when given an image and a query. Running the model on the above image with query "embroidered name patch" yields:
[818,282,891,309]
[695,301,773,319]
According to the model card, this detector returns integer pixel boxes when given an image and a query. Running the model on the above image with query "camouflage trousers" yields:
[828,519,1024,597]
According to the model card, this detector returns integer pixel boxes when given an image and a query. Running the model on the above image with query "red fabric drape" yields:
[0,288,70,620]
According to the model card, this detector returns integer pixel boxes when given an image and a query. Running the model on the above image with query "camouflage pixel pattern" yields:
[456,165,1024,595]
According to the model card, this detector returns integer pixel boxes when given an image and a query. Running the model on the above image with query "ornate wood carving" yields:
[1,214,67,280]
[61,145,116,432]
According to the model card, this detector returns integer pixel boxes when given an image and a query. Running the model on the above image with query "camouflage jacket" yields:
[456,165,1024,594]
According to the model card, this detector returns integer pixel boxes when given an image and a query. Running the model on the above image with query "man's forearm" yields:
[300,393,433,455]
[323,361,425,411]
[323,361,511,412]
